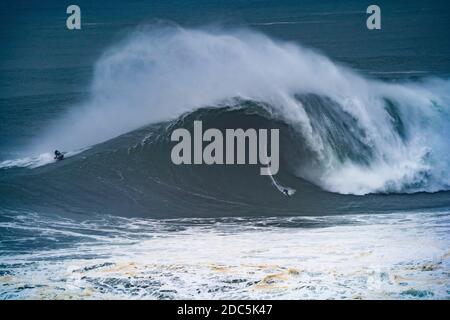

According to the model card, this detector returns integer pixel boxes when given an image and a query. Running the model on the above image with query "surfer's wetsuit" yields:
[54,150,64,161]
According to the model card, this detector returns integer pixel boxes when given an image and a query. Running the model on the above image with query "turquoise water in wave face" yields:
[1,0,450,159]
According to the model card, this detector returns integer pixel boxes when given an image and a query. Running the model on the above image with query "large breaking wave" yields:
[3,26,450,197]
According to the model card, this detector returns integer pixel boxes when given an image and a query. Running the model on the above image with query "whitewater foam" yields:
[0,210,448,299]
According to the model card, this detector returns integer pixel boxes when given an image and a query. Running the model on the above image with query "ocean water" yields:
[0,0,450,299]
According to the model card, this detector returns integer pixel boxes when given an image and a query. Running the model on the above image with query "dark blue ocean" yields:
[0,0,449,299]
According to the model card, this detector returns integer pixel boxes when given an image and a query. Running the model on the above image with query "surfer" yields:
[54,150,64,161]
[266,165,295,196]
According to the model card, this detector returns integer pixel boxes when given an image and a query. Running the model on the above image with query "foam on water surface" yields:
[0,211,448,299]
